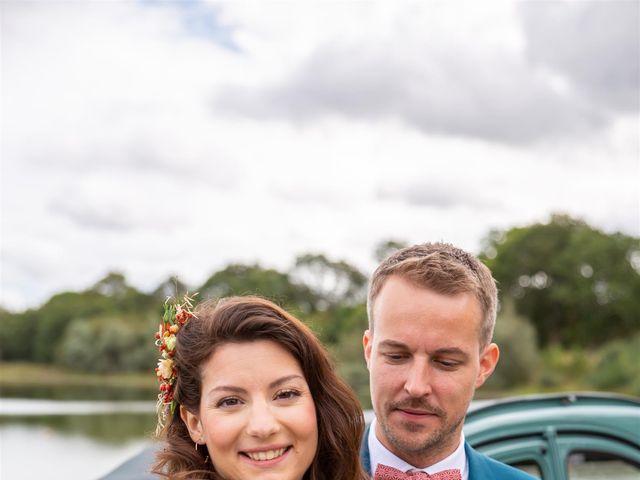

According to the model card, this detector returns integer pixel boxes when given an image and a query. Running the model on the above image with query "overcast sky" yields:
[2,0,639,311]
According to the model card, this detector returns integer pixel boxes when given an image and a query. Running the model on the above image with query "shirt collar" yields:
[368,418,468,478]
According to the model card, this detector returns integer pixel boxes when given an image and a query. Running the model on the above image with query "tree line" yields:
[2,214,638,400]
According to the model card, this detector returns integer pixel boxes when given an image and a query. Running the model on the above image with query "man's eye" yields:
[436,360,459,369]
[275,389,301,401]
[384,353,407,362]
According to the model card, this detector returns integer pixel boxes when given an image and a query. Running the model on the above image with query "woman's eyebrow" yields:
[269,374,305,389]
[208,385,247,395]
[207,374,305,396]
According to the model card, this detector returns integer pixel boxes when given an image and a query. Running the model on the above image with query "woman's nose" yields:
[245,401,281,438]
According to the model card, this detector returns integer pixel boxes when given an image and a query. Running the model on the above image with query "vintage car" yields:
[464,392,640,479]
[102,392,640,479]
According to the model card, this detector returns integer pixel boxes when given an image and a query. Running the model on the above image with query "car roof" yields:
[464,391,640,447]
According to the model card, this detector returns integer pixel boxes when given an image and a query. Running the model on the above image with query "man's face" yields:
[363,275,498,468]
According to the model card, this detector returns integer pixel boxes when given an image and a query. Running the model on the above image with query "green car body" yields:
[463,392,640,479]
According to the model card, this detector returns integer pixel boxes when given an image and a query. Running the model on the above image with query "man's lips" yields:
[389,402,445,420]
[397,408,436,416]
[389,400,444,419]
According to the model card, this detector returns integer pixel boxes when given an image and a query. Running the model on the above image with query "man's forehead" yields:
[374,278,480,315]
[371,281,484,344]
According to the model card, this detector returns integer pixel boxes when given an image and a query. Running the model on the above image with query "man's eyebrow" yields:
[433,347,469,359]
[378,339,409,349]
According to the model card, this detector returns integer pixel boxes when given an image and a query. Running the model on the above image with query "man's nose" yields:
[246,401,281,438]
[403,360,432,398]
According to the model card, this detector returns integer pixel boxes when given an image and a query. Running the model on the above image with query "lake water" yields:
[0,397,156,480]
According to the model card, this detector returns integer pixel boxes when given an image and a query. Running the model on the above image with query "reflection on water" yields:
[1,412,156,444]
[0,398,154,416]
[1,424,153,480]
[1,384,156,401]
[0,390,157,479]
[0,398,156,443]
[0,398,155,416]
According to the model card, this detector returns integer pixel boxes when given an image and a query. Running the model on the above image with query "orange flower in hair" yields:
[154,292,197,434]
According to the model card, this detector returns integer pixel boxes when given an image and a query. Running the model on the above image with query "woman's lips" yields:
[240,445,292,466]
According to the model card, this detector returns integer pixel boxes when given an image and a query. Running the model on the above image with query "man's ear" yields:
[363,329,373,369]
[180,405,204,443]
[475,343,499,388]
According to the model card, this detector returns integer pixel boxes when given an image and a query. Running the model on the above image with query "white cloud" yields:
[520,0,639,112]
[1,0,638,310]
[214,1,634,144]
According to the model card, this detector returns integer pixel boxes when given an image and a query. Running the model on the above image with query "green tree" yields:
[587,333,640,395]
[32,272,153,362]
[198,264,319,314]
[0,308,37,360]
[151,276,190,301]
[290,254,367,310]
[306,303,368,345]
[374,239,408,262]
[483,301,539,391]
[32,291,113,362]
[57,312,157,372]
[329,328,371,408]
[481,214,640,347]
[89,272,155,312]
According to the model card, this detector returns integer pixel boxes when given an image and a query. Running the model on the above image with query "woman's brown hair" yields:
[152,296,367,480]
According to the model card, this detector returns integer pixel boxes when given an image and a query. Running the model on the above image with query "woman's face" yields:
[183,340,318,480]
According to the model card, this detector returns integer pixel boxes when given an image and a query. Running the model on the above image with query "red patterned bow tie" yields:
[374,464,462,480]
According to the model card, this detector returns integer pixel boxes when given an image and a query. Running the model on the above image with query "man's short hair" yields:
[367,242,498,349]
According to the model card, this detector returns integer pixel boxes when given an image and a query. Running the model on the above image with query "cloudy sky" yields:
[2,0,639,310]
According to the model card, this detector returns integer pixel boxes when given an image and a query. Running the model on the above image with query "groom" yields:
[361,242,534,479]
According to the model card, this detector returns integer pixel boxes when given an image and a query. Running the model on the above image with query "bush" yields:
[329,329,370,408]
[0,310,37,361]
[484,302,539,391]
[536,345,591,389]
[587,333,640,395]
[56,313,157,373]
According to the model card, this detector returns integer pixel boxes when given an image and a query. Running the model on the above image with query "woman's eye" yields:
[275,389,300,401]
[217,397,242,408]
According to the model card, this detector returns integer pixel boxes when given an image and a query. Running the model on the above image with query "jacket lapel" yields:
[360,423,372,476]
[465,441,492,480]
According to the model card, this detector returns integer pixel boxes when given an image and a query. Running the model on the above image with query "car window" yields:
[510,461,542,478]
[568,451,640,479]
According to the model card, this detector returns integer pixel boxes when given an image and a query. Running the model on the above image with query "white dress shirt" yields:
[368,418,469,480]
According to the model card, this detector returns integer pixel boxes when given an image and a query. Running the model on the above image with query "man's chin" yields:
[381,419,441,453]
[389,432,439,456]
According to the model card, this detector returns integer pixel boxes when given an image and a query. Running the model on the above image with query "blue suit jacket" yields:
[359,425,535,480]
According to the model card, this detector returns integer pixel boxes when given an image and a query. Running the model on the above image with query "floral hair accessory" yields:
[155,292,198,434]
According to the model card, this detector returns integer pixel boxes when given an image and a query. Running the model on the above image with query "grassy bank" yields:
[0,362,157,391]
